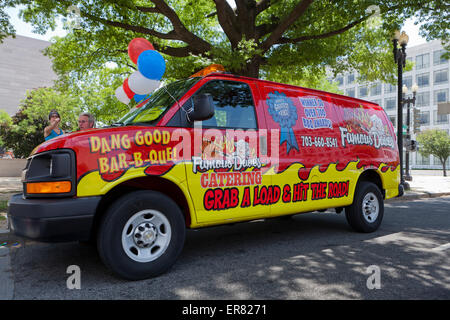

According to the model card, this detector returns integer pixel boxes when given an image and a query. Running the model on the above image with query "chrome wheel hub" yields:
[362,192,379,223]
[122,209,172,263]
[134,223,157,248]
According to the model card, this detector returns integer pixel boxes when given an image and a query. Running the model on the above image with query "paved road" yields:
[4,196,450,300]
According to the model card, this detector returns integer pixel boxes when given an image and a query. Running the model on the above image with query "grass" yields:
[0,200,7,212]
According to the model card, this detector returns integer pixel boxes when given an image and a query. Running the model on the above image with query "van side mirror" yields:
[187,94,215,122]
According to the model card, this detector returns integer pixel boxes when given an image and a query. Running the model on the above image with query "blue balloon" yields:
[134,94,148,103]
[137,50,166,80]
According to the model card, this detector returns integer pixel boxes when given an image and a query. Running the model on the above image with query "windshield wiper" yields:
[110,122,125,127]
[126,122,154,126]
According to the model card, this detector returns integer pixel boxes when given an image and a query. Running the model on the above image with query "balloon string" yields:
[163,86,191,122]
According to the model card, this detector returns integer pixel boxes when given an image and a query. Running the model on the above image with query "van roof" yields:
[203,72,381,107]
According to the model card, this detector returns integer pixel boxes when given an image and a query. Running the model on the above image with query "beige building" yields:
[0,35,57,116]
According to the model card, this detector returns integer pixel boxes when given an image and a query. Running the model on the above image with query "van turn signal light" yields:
[26,181,72,194]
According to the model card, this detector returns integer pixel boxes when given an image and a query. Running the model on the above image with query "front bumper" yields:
[7,194,101,242]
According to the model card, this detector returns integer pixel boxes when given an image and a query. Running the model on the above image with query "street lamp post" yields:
[402,83,418,181]
[392,30,409,189]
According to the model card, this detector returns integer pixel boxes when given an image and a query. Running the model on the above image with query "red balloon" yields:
[128,38,154,64]
[123,78,135,99]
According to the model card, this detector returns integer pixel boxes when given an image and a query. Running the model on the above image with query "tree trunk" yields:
[443,159,447,177]
[232,56,261,78]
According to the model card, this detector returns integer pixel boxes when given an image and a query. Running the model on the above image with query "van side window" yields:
[190,80,257,129]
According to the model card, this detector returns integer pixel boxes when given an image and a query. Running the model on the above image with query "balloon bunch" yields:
[115,38,166,105]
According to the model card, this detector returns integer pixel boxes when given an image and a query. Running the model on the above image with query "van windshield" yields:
[116,77,200,126]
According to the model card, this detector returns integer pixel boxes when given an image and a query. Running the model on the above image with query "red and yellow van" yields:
[8,71,401,280]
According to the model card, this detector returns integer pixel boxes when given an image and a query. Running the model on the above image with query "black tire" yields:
[97,190,186,280]
[345,182,384,233]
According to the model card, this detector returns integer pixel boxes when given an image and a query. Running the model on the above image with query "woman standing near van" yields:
[44,110,64,141]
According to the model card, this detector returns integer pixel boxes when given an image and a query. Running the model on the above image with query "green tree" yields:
[0,87,81,158]
[0,110,11,125]
[0,110,12,150]
[267,67,342,94]
[0,1,16,42]
[2,0,448,83]
[58,64,133,125]
[416,129,450,177]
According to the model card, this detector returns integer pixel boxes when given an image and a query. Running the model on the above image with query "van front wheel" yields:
[97,190,186,280]
[345,182,384,233]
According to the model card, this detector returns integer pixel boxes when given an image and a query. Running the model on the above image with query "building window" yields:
[336,76,344,86]
[434,69,448,85]
[346,88,355,97]
[419,111,430,126]
[416,92,430,108]
[359,86,368,98]
[416,73,429,87]
[434,89,448,105]
[433,156,442,166]
[416,152,430,166]
[347,73,355,85]
[433,110,449,125]
[416,53,430,70]
[384,98,396,110]
[435,151,450,169]
[370,83,382,96]
[385,83,396,94]
[433,49,448,65]
[403,76,412,89]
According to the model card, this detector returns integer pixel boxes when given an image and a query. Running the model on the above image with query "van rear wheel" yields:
[345,182,384,233]
[97,190,186,280]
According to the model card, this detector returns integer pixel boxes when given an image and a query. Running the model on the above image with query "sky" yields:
[5,5,428,47]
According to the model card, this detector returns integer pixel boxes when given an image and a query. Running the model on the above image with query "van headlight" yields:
[22,149,76,198]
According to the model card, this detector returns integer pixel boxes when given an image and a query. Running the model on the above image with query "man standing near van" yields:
[78,112,95,130]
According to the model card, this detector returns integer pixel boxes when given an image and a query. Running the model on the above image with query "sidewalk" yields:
[0,177,22,194]
[390,170,450,201]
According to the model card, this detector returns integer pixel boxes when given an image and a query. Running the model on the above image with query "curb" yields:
[386,191,450,202]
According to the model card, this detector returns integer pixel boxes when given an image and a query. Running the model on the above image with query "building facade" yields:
[332,40,449,169]
[0,35,57,116]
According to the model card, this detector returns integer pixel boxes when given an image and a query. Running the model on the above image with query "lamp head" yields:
[392,30,401,40]
[402,85,408,94]
[399,31,409,46]
[411,83,419,93]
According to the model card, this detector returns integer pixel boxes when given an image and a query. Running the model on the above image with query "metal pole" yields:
[396,50,404,188]
[405,98,411,181]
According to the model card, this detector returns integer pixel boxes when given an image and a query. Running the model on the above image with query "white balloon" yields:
[128,70,160,95]
[115,86,131,104]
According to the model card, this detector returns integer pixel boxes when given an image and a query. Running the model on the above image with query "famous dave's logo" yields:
[266,91,299,154]
[340,107,395,149]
